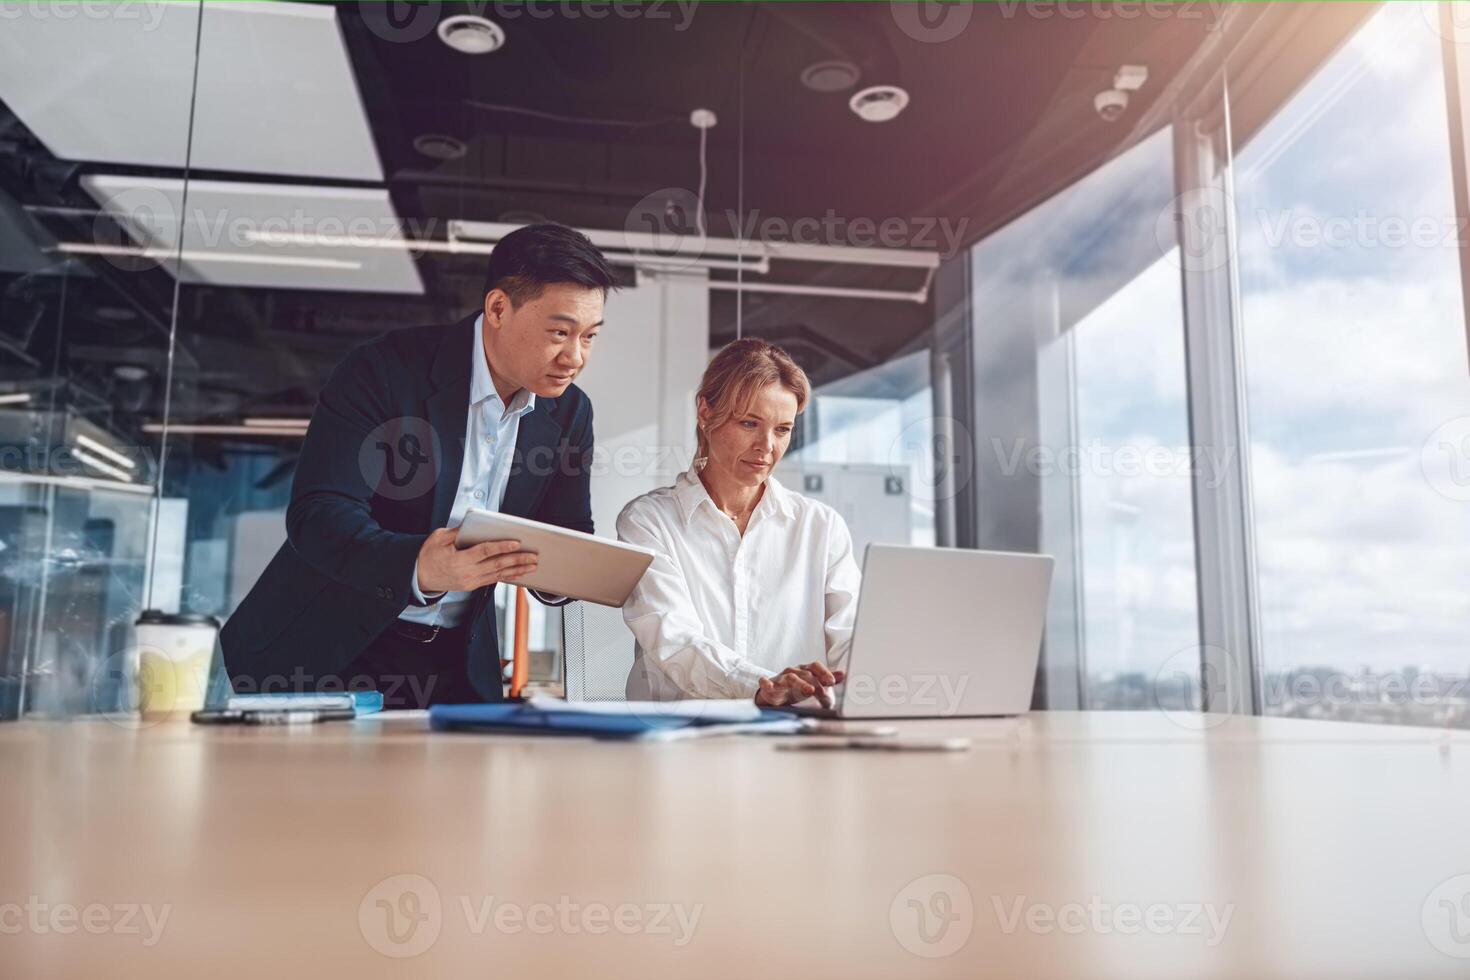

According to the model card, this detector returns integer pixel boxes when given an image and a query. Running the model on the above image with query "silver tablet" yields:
[455,508,655,607]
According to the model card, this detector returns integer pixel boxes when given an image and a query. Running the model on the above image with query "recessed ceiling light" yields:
[113,365,149,382]
[437,15,506,55]
[849,85,910,123]
[413,133,467,161]
[801,60,860,93]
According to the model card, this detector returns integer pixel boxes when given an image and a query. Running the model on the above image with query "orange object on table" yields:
[510,586,530,699]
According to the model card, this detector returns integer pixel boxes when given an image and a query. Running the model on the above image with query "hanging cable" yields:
[736,44,746,339]
[696,121,708,239]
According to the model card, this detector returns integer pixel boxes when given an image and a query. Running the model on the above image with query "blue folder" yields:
[429,701,793,739]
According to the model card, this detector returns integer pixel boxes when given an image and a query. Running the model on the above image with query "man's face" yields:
[482,283,605,398]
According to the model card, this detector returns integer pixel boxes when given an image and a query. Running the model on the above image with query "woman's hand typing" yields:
[755,661,846,709]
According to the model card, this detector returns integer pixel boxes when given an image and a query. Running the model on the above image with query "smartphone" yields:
[190,708,355,725]
[775,737,972,752]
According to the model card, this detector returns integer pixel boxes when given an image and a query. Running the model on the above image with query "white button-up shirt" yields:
[616,467,862,700]
[401,314,536,628]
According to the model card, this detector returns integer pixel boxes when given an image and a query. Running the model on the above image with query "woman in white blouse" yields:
[617,338,861,706]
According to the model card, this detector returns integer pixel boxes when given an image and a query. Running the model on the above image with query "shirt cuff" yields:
[726,660,779,700]
[530,589,573,608]
[410,560,446,606]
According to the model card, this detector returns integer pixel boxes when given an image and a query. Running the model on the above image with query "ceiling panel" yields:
[0,1,382,181]
[80,175,424,294]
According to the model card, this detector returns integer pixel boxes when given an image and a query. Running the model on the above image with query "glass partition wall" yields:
[0,3,201,717]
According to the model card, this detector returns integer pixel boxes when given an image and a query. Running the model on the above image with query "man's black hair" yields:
[484,222,618,306]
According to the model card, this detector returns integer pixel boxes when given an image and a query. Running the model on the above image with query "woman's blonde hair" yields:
[694,338,811,469]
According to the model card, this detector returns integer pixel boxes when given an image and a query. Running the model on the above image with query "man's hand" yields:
[755,661,846,709]
[415,528,538,594]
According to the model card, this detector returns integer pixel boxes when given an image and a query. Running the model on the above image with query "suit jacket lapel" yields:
[501,400,561,518]
[425,315,476,529]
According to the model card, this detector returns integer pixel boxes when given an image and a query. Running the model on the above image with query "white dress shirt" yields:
[400,314,537,628]
[616,467,862,700]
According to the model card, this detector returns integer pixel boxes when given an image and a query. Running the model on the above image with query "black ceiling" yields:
[0,0,1373,437]
[336,1,1214,246]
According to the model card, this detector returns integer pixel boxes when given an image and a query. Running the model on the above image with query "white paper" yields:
[526,694,763,723]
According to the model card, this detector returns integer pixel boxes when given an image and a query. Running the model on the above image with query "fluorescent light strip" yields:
[142,423,308,438]
[74,447,135,483]
[0,393,32,405]
[56,243,363,271]
[243,417,310,428]
[243,229,422,251]
[0,469,151,496]
[75,433,137,471]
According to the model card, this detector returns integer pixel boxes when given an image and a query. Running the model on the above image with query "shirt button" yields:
[474,490,484,500]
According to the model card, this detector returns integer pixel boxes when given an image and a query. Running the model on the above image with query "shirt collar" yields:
[673,466,797,526]
[472,313,536,419]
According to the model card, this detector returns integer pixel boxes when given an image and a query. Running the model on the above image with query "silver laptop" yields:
[783,545,1054,719]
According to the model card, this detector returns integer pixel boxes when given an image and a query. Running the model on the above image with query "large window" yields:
[968,126,1200,710]
[1233,1,1470,727]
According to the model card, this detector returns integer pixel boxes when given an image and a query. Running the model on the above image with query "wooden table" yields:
[4,710,1470,978]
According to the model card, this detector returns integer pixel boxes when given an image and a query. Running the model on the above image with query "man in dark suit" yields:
[221,223,616,707]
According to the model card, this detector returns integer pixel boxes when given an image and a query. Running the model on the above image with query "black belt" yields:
[386,618,465,644]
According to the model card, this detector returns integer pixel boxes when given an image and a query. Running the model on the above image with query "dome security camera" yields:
[1094,89,1129,122]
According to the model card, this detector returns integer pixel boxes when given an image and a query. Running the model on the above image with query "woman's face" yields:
[700,383,799,489]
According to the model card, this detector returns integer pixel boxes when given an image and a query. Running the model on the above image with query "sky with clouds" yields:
[1068,0,1470,686]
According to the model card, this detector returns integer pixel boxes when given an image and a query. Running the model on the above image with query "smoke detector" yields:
[437,15,506,55]
[849,85,909,123]
[801,60,860,93]
[413,133,467,161]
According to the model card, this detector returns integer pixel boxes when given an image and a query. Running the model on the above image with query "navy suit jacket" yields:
[220,315,594,701]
